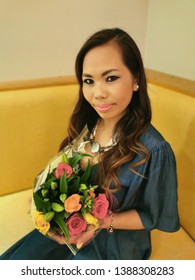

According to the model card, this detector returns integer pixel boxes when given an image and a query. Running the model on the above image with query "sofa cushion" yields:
[0,189,34,254]
[150,228,195,259]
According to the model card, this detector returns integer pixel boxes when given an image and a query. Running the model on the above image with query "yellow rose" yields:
[84,213,99,229]
[34,210,50,235]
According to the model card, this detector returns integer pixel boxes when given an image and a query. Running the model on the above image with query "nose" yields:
[93,82,108,99]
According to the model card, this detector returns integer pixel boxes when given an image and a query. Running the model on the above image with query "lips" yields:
[94,104,113,113]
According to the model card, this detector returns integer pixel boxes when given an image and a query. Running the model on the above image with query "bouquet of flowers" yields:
[32,147,109,255]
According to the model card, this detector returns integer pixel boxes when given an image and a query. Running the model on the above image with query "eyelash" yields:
[83,76,119,84]
[83,79,94,85]
[106,75,119,82]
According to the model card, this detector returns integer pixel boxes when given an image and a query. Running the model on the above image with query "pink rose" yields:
[55,162,73,179]
[92,193,109,219]
[66,213,87,236]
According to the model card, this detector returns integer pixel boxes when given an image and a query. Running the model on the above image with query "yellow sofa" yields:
[0,80,195,259]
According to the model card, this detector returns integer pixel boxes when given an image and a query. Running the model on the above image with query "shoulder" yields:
[140,124,171,152]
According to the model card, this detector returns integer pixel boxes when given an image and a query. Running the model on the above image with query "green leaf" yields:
[69,153,91,167]
[60,172,67,194]
[80,159,91,184]
[43,177,56,189]
[61,153,69,163]
[51,202,64,212]
[33,192,51,212]
[44,211,55,222]
[69,176,80,195]
[81,207,87,216]
[59,193,67,203]
[67,175,75,184]
[54,213,69,241]
[64,211,71,219]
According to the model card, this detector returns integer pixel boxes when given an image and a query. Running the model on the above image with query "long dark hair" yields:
[60,28,151,190]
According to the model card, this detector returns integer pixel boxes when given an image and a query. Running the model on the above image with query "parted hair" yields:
[59,28,151,191]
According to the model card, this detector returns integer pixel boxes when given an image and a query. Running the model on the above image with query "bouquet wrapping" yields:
[31,146,109,255]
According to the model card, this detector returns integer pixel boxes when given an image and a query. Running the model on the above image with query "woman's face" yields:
[82,41,138,124]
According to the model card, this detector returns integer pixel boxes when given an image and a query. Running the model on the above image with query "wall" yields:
[145,0,195,80]
[0,0,149,82]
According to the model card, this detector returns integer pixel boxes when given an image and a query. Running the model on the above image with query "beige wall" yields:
[145,0,195,80]
[1,0,194,83]
[0,0,149,82]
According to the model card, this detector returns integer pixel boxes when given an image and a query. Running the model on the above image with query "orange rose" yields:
[64,194,82,213]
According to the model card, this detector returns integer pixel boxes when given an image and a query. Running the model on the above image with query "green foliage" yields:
[54,213,69,241]
[60,172,68,194]
[33,191,51,212]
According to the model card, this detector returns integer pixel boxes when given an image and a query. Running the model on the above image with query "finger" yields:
[48,231,66,245]
[76,227,95,249]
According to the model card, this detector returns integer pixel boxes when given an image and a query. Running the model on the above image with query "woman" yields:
[0,28,180,260]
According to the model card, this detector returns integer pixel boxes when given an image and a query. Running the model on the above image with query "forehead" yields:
[83,42,124,71]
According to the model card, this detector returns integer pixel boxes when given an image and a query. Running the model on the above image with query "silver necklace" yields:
[89,121,117,153]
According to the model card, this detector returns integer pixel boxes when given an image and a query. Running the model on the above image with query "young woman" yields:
[0,28,180,260]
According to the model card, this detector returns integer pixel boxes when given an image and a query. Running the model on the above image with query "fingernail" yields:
[76,242,83,249]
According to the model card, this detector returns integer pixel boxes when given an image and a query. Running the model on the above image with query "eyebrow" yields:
[82,69,119,78]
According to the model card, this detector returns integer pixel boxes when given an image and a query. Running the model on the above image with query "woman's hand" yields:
[48,225,97,249]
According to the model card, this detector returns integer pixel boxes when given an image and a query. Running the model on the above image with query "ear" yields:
[133,83,139,92]
[132,76,139,91]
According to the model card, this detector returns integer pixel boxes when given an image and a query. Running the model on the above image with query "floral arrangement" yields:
[32,149,109,255]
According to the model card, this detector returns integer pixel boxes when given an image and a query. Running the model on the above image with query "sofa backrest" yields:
[0,81,194,241]
[148,83,195,240]
[0,85,78,196]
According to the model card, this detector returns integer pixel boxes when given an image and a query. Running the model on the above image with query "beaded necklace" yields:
[89,121,118,153]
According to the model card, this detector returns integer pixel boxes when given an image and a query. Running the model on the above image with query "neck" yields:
[98,118,117,133]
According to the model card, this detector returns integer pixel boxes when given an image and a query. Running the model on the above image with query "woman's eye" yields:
[83,79,94,85]
[106,76,119,82]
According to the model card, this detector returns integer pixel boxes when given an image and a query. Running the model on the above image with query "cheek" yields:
[82,88,92,103]
[117,91,133,108]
